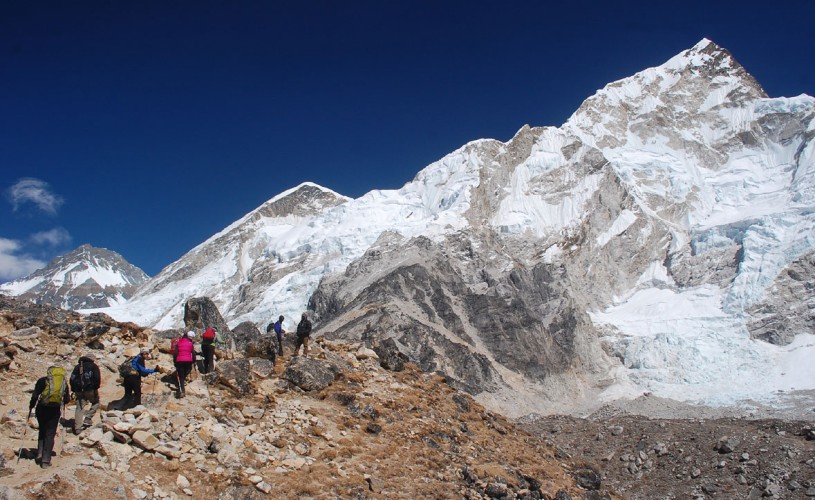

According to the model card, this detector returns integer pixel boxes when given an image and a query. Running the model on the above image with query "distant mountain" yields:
[104,39,815,416]
[0,244,149,309]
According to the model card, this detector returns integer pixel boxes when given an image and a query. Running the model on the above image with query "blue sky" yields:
[1,0,813,281]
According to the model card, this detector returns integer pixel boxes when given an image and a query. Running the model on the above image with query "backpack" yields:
[202,328,216,344]
[119,357,137,377]
[40,366,67,406]
[266,322,274,333]
[70,359,98,392]
[170,338,180,358]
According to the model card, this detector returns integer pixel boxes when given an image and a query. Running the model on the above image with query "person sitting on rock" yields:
[294,312,312,357]
[123,347,159,409]
[29,366,71,468]
[173,331,196,398]
[69,353,101,434]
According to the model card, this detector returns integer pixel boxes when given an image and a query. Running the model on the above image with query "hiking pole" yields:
[17,408,32,463]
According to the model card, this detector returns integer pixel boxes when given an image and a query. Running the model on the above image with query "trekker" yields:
[122,348,158,409]
[69,353,101,434]
[267,315,285,357]
[29,366,70,468]
[173,331,196,398]
[294,312,312,357]
[200,327,222,374]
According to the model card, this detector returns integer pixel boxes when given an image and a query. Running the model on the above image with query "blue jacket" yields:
[132,354,156,376]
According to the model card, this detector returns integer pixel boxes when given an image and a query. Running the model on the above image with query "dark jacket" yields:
[296,318,312,338]
[29,376,71,410]
[70,356,101,392]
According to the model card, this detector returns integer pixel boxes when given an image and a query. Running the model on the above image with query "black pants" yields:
[35,404,61,465]
[202,344,215,373]
[175,362,193,395]
[276,334,284,356]
[123,374,141,408]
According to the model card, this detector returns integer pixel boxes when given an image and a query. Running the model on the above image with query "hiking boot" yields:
[40,462,51,469]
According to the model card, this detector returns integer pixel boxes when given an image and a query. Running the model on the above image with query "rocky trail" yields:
[1,293,814,499]
[0,295,598,499]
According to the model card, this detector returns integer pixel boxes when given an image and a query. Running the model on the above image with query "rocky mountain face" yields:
[105,39,815,417]
[0,244,149,310]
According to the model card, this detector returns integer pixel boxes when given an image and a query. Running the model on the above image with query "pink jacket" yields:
[175,337,195,363]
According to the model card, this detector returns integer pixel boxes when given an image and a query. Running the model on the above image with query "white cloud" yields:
[30,227,72,247]
[5,178,64,215]
[0,238,45,282]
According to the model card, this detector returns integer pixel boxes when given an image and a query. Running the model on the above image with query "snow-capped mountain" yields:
[0,244,149,310]
[103,39,815,416]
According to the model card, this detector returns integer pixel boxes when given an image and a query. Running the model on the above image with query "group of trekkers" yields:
[25,311,314,469]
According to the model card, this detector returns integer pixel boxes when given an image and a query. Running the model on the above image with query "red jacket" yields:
[175,337,196,363]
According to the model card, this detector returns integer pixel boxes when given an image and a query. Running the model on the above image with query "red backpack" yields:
[202,328,216,344]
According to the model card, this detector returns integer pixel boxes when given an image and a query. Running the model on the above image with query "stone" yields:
[248,358,275,379]
[176,475,190,489]
[131,430,160,451]
[242,406,265,419]
[716,436,739,454]
[373,337,410,371]
[11,326,41,339]
[209,359,255,396]
[256,482,272,494]
[573,466,601,490]
[355,346,379,360]
[283,356,339,391]
[155,443,184,459]
[183,298,231,341]
[485,482,508,498]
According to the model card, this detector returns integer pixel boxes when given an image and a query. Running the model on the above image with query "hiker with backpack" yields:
[200,327,222,374]
[173,331,196,398]
[121,347,160,409]
[69,353,101,434]
[267,315,286,357]
[294,312,312,357]
[28,366,70,468]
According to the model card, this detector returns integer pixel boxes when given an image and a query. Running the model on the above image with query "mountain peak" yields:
[0,244,149,310]
[257,182,351,219]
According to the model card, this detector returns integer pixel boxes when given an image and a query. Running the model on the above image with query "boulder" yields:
[52,322,84,340]
[283,356,339,391]
[245,336,275,360]
[183,297,231,338]
[248,358,275,379]
[207,359,254,396]
[131,430,160,450]
[231,321,262,352]
[11,326,40,339]
[374,337,410,372]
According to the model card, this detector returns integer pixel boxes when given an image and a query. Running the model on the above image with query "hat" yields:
[82,353,96,361]
[140,347,150,354]
[188,331,196,338]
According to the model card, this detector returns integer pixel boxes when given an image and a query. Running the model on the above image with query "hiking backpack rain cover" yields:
[40,366,67,406]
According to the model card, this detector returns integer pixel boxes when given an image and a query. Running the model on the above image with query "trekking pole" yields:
[59,402,66,454]
[17,408,32,463]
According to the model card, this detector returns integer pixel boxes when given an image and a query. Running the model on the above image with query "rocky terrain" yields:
[1,294,814,499]
[0,294,602,499]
